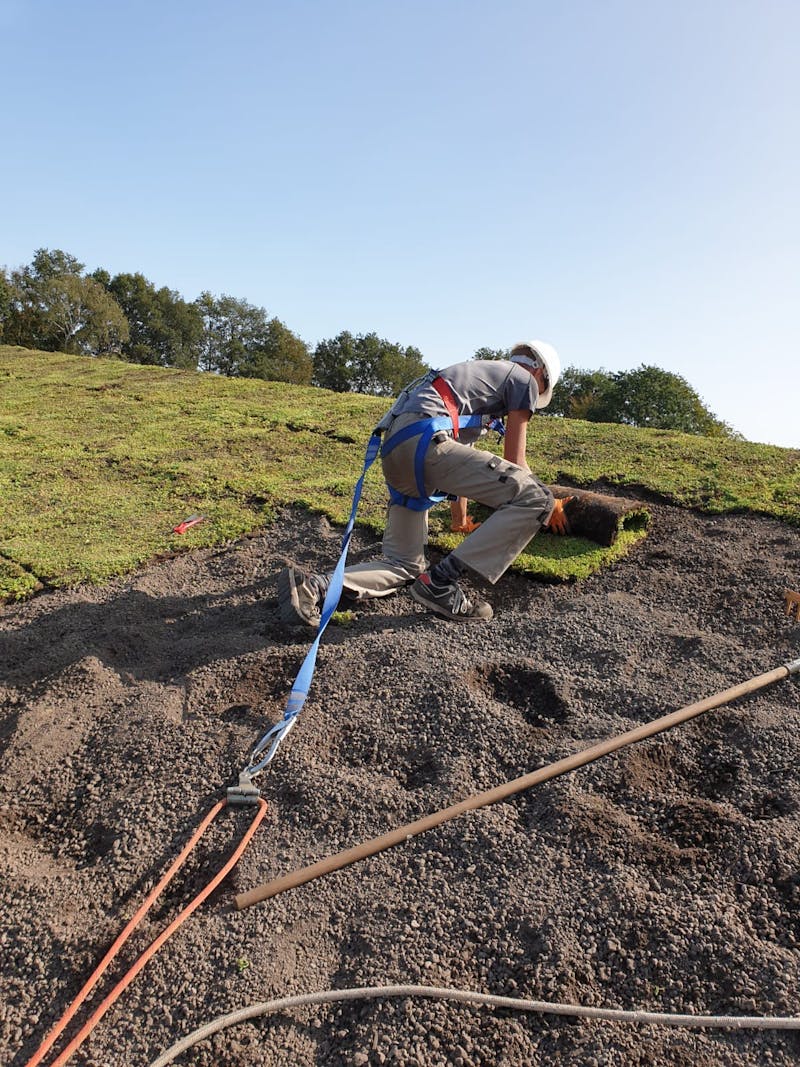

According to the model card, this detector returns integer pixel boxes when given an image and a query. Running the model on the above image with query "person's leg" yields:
[340,502,428,598]
[278,507,427,628]
[422,436,554,584]
[409,438,551,620]
[371,421,495,619]
[279,425,430,627]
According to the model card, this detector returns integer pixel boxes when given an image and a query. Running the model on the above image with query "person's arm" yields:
[503,408,532,468]
[450,497,481,533]
[450,497,467,528]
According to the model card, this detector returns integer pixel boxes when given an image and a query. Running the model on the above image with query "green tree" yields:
[473,346,511,361]
[48,273,130,355]
[546,367,619,422]
[251,317,313,384]
[375,337,428,396]
[312,331,429,396]
[30,248,85,280]
[196,292,262,377]
[548,362,734,437]
[98,271,203,368]
[196,293,311,383]
[610,365,734,436]
[0,268,12,341]
[3,249,129,355]
[312,331,358,392]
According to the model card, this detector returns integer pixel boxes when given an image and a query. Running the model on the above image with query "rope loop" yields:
[24,798,268,1067]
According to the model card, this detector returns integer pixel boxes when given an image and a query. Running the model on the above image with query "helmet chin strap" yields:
[509,352,540,371]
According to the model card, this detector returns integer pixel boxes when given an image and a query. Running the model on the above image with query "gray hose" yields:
[148,984,800,1065]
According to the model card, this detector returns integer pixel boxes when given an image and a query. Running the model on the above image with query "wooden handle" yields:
[236,662,796,911]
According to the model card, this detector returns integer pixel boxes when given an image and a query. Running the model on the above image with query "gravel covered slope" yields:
[2,498,800,1066]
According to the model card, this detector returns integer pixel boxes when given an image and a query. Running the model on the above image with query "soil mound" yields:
[2,500,800,1066]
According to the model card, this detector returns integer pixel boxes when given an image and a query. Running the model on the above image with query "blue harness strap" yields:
[381,413,485,511]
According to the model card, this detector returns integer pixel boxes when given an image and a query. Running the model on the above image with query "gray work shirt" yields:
[390,360,539,445]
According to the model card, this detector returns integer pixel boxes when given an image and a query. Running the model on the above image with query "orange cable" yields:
[48,797,268,1067]
[24,799,227,1067]
[25,797,267,1067]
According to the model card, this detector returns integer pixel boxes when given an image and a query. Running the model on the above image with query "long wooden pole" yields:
[235,658,800,911]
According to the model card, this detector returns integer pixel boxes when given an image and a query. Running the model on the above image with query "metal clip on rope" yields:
[244,712,300,778]
[226,771,262,806]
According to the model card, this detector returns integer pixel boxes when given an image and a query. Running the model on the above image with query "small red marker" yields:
[173,514,207,535]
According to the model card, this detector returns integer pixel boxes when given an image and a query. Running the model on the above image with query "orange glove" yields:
[545,497,572,535]
[451,516,482,534]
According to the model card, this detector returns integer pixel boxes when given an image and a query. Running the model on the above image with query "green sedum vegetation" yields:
[1,346,798,601]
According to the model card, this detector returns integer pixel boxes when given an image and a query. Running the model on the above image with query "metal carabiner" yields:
[244,713,299,777]
[229,712,300,802]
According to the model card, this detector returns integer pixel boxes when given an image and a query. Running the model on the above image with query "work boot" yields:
[277,565,323,629]
[410,573,493,621]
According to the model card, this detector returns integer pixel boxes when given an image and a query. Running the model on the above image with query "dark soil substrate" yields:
[2,497,800,1066]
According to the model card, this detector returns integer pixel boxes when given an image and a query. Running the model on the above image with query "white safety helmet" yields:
[509,340,561,409]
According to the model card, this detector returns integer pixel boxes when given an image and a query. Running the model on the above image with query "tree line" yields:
[0,249,735,437]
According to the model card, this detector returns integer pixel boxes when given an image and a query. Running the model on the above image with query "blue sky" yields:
[2,0,798,447]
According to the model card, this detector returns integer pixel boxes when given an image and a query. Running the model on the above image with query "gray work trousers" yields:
[342,414,555,600]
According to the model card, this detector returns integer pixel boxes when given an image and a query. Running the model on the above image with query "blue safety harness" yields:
[379,413,487,511]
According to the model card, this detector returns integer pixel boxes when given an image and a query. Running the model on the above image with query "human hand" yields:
[451,516,482,534]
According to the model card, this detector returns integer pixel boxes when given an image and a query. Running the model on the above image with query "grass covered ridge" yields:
[1,346,798,602]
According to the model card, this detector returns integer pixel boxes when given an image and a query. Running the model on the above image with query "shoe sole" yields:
[277,568,319,629]
[409,582,493,621]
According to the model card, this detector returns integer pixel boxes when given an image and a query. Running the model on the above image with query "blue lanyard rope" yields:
[245,432,383,776]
